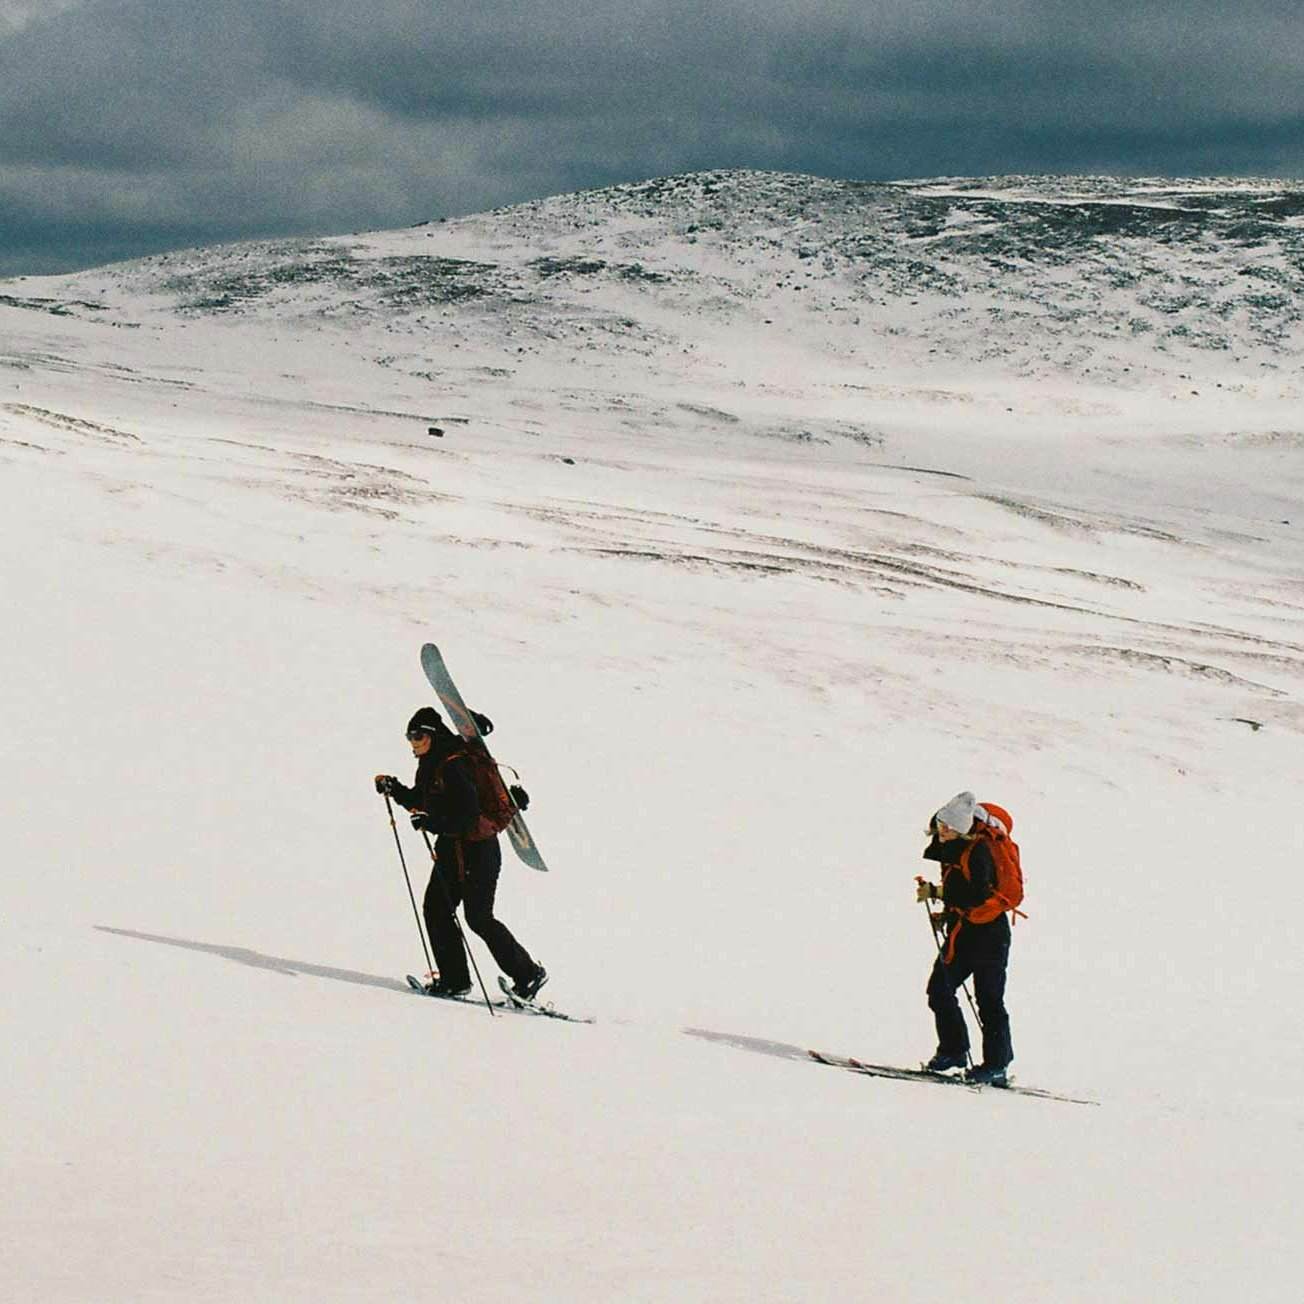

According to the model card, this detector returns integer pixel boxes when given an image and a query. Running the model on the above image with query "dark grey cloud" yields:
[2,0,1302,275]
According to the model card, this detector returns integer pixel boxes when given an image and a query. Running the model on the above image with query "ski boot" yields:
[511,964,548,1002]
[922,1050,968,1074]
[964,1063,1010,1087]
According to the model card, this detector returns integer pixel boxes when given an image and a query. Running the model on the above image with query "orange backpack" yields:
[438,741,517,841]
[962,801,1026,924]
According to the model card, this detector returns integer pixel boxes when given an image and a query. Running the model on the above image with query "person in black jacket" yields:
[915,791,1013,1085]
[376,706,546,1000]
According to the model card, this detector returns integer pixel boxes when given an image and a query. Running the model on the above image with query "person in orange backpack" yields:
[915,791,1016,1085]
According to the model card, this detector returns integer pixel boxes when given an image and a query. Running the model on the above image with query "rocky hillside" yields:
[10,170,1303,388]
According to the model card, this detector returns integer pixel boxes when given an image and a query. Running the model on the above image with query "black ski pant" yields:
[927,918,1013,1069]
[423,835,536,989]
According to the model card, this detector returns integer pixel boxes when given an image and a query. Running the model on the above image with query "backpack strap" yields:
[943,917,962,965]
[959,834,1028,925]
[432,748,469,789]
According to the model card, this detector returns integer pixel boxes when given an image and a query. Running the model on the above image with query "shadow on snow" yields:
[95,924,411,994]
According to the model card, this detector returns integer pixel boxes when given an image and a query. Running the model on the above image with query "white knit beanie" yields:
[934,791,977,836]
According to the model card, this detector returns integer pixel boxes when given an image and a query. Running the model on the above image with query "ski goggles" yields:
[406,728,434,741]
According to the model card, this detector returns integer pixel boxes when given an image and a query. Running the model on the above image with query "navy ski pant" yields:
[927,919,1013,1069]
[423,835,536,989]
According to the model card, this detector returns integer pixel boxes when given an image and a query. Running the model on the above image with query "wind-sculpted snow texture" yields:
[2,171,1302,1303]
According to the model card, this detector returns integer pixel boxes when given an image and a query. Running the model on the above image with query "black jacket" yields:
[923,835,997,913]
[389,731,481,838]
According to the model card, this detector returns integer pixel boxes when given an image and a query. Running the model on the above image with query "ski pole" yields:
[421,830,496,1017]
[383,792,434,978]
[920,895,980,1071]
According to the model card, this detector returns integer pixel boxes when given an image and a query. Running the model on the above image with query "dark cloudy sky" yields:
[2,0,1302,276]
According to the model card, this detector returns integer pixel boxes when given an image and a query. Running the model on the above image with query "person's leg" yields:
[972,949,1013,1069]
[423,857,469,989]
[926,952,974,1061]
[461,839,539,987]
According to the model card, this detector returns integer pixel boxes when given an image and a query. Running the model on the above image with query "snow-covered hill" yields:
[2,171,1302,1302]
[17,169,1304,388]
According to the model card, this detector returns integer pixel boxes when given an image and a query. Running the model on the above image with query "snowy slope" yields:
[2,171,1303,1302]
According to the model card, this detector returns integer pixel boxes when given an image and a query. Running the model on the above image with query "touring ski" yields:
[404,973,590,1022]
[808,1050,1097,1105]
[497,974,593,1023]
[406,973,505,1008]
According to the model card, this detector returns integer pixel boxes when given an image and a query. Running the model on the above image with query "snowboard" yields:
[420,642,548,872]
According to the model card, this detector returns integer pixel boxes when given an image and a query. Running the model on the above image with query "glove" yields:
[470,710,494,736]
[915,878,940,903]
[409,811,431,831]
[508,783,530,812]
[374,774,396,795]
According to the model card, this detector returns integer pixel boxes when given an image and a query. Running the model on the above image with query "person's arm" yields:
[410,755,480,836]
[966,840,997,898]
[387,777,418,810]
[941,840,998,914]
[374,773,418,808]
[918,830,951,899]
